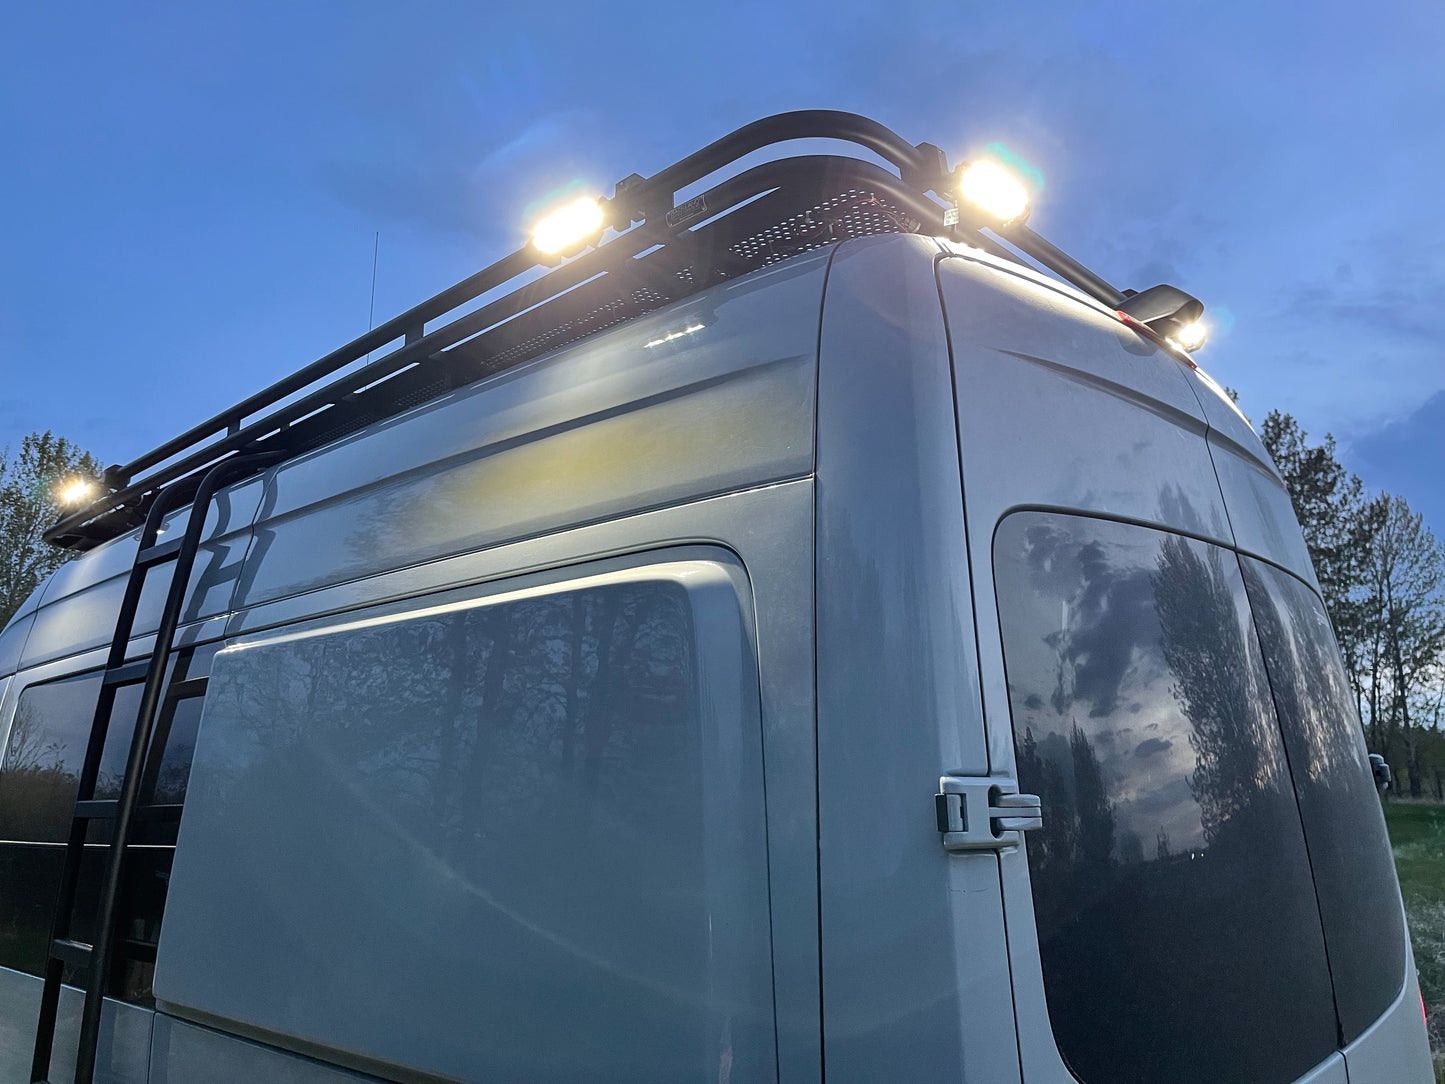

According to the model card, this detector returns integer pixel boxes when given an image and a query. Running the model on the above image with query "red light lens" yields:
[1422,986,1428,1026]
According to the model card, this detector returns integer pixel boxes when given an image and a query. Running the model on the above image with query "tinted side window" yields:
[157,573,776,1083]
[995,512,1337,1084]
[0,673,107,978]
[0,648,213,1000]
[0,672,105,843]
[1242,556,1407,1040]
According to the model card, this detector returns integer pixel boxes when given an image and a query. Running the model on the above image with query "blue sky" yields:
[2,1,1442,530]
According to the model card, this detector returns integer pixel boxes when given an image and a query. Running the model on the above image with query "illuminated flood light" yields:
[531,197,605,256]
[958,160,1030,224]
[57,479,96,506]
[1172,320,1207,352]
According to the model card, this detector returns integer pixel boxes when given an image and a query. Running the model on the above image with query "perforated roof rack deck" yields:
[45,109,1158,552]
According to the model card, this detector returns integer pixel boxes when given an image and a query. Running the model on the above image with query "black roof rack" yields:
[46,109,1152,551]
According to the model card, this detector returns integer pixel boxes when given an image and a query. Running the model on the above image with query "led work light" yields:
[1172,320,1207,352]
[57,479,96,506]
[531,197,605,256]
[958,161,1030,225]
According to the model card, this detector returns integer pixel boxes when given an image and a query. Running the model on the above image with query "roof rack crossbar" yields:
[994,222,1125,309]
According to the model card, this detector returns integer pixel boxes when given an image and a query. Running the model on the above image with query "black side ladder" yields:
[30,453,280,1084]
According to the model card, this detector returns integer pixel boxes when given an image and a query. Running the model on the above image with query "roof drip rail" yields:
[43,110,1157,551]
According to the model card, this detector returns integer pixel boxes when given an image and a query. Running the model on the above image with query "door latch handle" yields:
[935,776,1042,851]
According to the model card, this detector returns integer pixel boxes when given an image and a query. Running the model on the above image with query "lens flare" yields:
[531,197,605,255]
[959,161,1029,224]
[1173,320,1207,352]
[57,479,96,506]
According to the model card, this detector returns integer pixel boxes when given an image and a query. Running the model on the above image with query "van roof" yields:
[43,110,1194,553]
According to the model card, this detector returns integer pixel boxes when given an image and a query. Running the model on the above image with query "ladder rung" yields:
[137,803,183,822]
[103,661,151,687]
[73,799,117,820]
[120,938,158,963]
[166,676,208,701]
[50,938,92,969]
[136,536,184,567]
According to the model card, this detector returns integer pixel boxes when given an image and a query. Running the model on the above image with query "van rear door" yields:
[937,251,1387,1083]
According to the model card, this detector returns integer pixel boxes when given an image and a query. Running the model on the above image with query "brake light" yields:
[1422,985,1428,1027]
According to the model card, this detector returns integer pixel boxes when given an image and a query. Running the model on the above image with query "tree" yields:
[1259,411,1364,631]
[0,431,102,629]
[1354,493,1445,795]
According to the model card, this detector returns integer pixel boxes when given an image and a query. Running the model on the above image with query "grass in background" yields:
[1386,801,1445,1083]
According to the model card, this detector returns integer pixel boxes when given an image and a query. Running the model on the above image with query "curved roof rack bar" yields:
[43,112,1136,550]
[636,109,937,200]
[111,113,940,487]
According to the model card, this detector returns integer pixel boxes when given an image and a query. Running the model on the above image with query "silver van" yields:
[0,111,1431,1083]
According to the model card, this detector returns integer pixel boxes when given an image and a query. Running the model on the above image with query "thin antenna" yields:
[366,231,380,360]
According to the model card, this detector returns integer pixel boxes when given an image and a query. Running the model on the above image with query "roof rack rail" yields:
[44,109,1178,551]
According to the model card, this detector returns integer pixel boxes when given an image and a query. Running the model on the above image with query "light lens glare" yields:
[1173,320,1207,352]
[959,161,1029,223]
[58,479,96,505]
[531,197,605,255]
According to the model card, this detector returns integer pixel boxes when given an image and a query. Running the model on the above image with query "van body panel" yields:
[9,581,48,626]
[18,477,265,670]
[936,250,1230,551]
[0,615,31,678]
[815,235,1017,1082]
[0,968,151,1084]
[149,1015,379,1083]
[233,255,828,609]
[1,585,45,672]
[936,251,1230,785]
[8,476,825,1082]
[1294,1053,1349,1084]
[222,480,824,1083]
[1341,955,1435,1084]
[1184,370,1321,588]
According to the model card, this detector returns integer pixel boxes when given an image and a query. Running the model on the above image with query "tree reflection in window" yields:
[205,583,697,871]
[169,578,779,1081]
[1243,557,1407,1043]
[0,673,104,844]
[996,513,1337,1084]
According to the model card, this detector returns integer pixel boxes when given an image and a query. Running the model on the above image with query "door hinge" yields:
[934,776,1042,852]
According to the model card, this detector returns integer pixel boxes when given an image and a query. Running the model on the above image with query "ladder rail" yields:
[29,452,282,1084]
[28,487,179,1084]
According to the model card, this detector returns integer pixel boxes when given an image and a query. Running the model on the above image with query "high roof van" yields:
[0,112,1431,1083]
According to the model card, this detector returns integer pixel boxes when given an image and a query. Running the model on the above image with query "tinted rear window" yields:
[1242,556,1407,1039]
[995,512,1337,1084]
